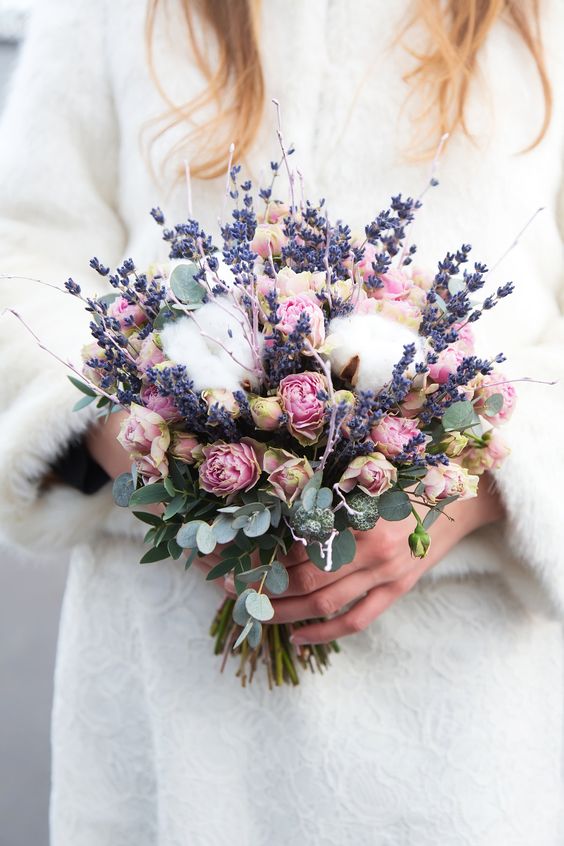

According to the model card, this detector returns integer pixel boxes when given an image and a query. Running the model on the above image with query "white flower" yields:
[160,298,262,393]
[327,313,424,392]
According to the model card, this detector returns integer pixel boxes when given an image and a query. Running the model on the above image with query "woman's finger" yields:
[271,568,382,624]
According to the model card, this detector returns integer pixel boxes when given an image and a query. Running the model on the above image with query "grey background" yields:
[0,10,66,846]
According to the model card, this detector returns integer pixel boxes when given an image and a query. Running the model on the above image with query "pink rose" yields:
[370,415,423,459]
[81,341,108,387]
[249,395,284,431]
[118,404,170,479]
[473,372,517,425]
[422,463,478,502]
[250,223,288,258]
[264,201,290,224]
[376,299,422,331]
[276,294,326,349]
[263,448,313,505]
[257,268,315,299]
[278,371,327,446]
[428,346,465,385]
[338,452,397,496]
[202,389,240,418]
[108,296,146,332]
[198,442,261,496]
[140,385,182,423]
[137,336,165,373]
[170,432,204,465]
[453,322,475,354]
[462,431,510,475]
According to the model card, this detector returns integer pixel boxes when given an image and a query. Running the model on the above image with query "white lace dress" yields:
[1,1,564,844]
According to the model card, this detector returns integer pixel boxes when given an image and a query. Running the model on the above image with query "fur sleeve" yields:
[0,0,126,552]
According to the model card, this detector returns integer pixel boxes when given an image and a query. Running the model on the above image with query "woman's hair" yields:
[146,0,551,179]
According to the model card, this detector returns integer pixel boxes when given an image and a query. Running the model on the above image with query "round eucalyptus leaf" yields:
[483,392,504,416]
[176,520,207,549]
[236,565,269,584]
[211,515,238,544]
[233,589,255,626]
[170,263,205,304]
[442,400,478,432]
[233,617,253,650]
[196,522,216,555]
[243,508,271,537]
[315,487,333,509]
[245,592,274,622]
[330,529,356,570]
[265,562,289,595]
[112,473,135,508]
[247,620,263,650]
[301,486,318,512]
[378,490,412,522]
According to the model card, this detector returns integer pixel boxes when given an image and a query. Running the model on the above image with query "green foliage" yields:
[67,375,97,397]
[265,561,289,595]
[442,400,479,432]
[245,591,274,622]
[377,490,412,522]
[129,482,170,507]
[112,473,134,507]
[170,263,206,304]
[484,393,504,416]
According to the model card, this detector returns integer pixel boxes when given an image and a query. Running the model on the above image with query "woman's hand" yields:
[85,410,130,479]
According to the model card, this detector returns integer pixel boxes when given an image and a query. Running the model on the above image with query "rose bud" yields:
[169,433,204,465]
[249,395,284,431]
[409,524,432,558]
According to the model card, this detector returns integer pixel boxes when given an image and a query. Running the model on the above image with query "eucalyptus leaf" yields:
[206,557,238,580]
[170,263,205,304]
[233,502,267,517]
[152,306,176,331]
[330,529,356,570]
[67,375,97,397]
[233,617,253,650]
[442,400,479,432]
[301,486,318,512]
[422,494,459,530]
[140,544,171,564]
[247,620,262,649]
[378,490,412,522]
[236,565,270,584]
[301,471,323,500]
[243,509,271,537]
[176,520,207,549]
[233,589,255,625]
[163,495,187,521]
[167,539,184,560]
[133,510,162,527]
[196,523,216,555]
[483,393,504,416]
[265,561,289,595]
[129,482,169,507]
[184,548,197,570]
[211,515,238,544]
[315,487,333,509]
[245,592,274,622]
[73,395,95,412]
[112,473,135,508]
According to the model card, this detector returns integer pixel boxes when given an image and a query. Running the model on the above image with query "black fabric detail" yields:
[51,440,110,495]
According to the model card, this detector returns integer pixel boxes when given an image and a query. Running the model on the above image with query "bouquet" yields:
[61,146,516,687]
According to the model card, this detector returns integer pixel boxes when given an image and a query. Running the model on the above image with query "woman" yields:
[1,0,563,843]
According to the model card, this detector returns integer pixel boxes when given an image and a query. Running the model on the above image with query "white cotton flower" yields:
[328,313,424,392]
[160,299,262,393]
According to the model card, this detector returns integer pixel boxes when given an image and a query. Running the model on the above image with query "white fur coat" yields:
[1,1,564,843]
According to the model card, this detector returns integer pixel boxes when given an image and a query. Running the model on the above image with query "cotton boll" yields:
[160,299,262,393]
[328,313,424,392]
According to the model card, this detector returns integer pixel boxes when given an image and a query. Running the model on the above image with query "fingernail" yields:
[290,635,307,646]
[224,574,236,594]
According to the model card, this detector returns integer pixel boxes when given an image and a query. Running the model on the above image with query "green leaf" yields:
[422,495,459,530]
[170,263,206,304]
[245,592,274,622]
[112,473,135,507]
[255,534,278,550]
[483,393,504,416]
[196,523,216,555]
[233,617,253,650]
[73,394,95,412]
[163,495,187,521]
[243,509,271,537]
[265,561,289,595]
[129,482,169,507]
[206,557,238,580]
[133,510,162,527]
[233,502,267,517]
[168,457,187,492]
[163,476,177,497]
[67,375,97,397]
[152,306,177,331]
[176,520,207,549]
[269,499,282,528]
[139,543,170,564]
[315,487,333,509]
[184,548,198,571]
[448,276,466,296]
[167,539,184,560]
[301,486,318,512]
[233,588,255,625]
[234,534,253,552]
[211,515,238,544]
[236,565,269,584]
[247,620,262,649]
[300,471,323,503]
[330,529,356,570]
[442,400,479,432]
[378,490,412,522]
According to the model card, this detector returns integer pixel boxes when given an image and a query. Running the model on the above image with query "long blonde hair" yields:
[146,0,551,179]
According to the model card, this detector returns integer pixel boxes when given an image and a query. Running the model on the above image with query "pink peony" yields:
[462,431,510,475]
[376,299,422,331]
[118,404,170,479]
[250,223,288,258]
[137,335,165,373]
[276,294,326,349]
[198,442,261,496]
[140,385,182,423]
[370,415,424,459]
[422,463,478,502]
[249,395,284,431]
[473,372,517,426]
[263,448,313,505]
[338,452,397,496]
[278,371,327,446]
[108,296,147,331]
[428,346,465,385]
[170,432,204,465]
